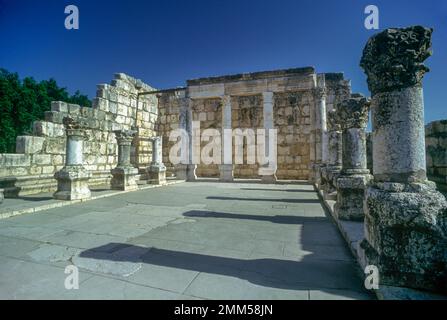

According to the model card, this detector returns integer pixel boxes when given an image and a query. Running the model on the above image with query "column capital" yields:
[114,129,137,144]
[327,109,341,132]
[360,26,433,95]
[337,94,370,130]
[221,95,231,106]
[313,87,326,100]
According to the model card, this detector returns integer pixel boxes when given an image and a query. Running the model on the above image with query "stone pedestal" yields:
[219,164,234,182]
[54,117,91,200]
[111,129,138,191]
[148,136,167,185]
[360,26,447,292]
[175,164,188,180]
[186,164,197,181]
[334,95,372,221]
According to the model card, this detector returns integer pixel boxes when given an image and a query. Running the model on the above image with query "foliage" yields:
[0,69,91,153]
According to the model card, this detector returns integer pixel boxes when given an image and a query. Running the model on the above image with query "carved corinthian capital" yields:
[313,87,326,100]
[114,129,137,144]
[337,94,370,130]
[63,116,87,130]
[327,109,341,132]
[360,26,433,95]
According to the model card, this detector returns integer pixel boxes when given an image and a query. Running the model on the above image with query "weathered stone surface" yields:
[361,26,447,293]
[54,118,91,200]
[53,165,92,200]
[16,136,45,154]
[148,136,166,185]
[111,167,138,191]
[360,26,433,95]
[362,181,447,292]
[0,188,4,204]
[334,94,372,221]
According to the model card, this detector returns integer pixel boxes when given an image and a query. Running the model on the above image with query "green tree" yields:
[0,69,91,153]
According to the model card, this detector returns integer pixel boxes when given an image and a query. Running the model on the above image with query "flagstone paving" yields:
[0,182,375,300]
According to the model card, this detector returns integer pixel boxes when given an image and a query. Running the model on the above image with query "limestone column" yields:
[334,95,372,220]
[260,91,277,183]
[360,26,447,293]
[219,95,234,182]
[148,136,167,185]
[313,75,327,186]
[175,95,189,180]
[111,129,139,191]
[54,117,91,200]
[322,108,342,200]
[186,96,197,181]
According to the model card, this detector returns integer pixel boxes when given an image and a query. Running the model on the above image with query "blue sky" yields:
[0,0,446,123]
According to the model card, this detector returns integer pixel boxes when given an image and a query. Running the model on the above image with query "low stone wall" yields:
[426,120,447,193]
[0,73,158,196]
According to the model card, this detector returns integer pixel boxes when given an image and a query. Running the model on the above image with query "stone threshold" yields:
[0,179,185,220]
[315,185,447,301]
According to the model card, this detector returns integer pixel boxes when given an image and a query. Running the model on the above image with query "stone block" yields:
[92,98,109,112]
[32,154,51,165]
[44,111,65,124]
[16,136,45,154]
[51,101,68,112]
[54,165,91,200]
[68,104,81,114]
[111,166,138,191]
[33,121,65,137]
[363,182,447,293]
[0,154,31,167]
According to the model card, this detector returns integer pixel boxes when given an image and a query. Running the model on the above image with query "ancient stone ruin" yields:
[0,25,446,295]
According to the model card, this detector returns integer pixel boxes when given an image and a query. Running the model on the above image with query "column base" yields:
[175,164,188,180]
[334,174,372,221]
[261,174,277,184]
[54,166,91,200]
[363,181,447,293]
[111,166,139,191]
[219,164,234,182]
[148,164,167,185]
[187,164,197,182]
[321,166,341,199]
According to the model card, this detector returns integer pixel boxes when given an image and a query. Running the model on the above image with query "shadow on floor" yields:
[183,210,327,225]
[16,196,53,201]
[79,243,367,294]
[206,196,321,204]
[240,188,316,193]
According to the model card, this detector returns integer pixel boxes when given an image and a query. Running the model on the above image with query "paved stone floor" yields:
[0,182,375,300]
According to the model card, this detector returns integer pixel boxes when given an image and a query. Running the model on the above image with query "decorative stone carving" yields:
[361,26,447,293]
[148,136,167,185]
[54,116,91,200]
[111,129,138,191]
[334,95,372,221]
[360,26,433,95]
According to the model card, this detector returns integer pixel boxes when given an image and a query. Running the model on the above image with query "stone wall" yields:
[156,68,351,181]
[193,98,222,177]
[157,90,184,177]
[426,120,447,193]
[231,95,263,178]
[0,73,158,196]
